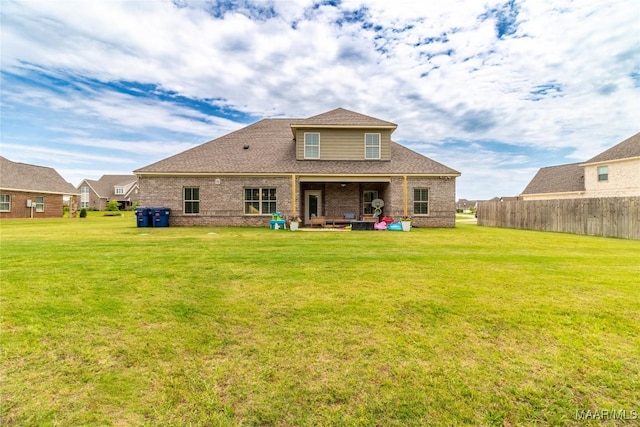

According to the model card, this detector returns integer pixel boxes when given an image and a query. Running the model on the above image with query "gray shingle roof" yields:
[0,156,78,195]
[79,175,138,198]
[583,131,640,164]
[290,108,397,127]
[136,109,459,176]
[521,163,585,195]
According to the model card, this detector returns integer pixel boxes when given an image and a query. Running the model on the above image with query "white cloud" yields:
[62,138,198,157]
[0,142,136,166]
[1,0,638,199]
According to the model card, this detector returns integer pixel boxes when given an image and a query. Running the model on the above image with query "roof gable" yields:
[79,174,138,198]
[583,132,640,164]
[0,156,77,195]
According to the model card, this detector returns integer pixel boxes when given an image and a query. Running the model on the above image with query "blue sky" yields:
[1,0,638,200]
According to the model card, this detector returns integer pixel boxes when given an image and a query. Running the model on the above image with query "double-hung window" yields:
[184,187,200,214]
[597,166,608,181]
[0,194,10,212]
[414,188,429,215]
[35,196,44,212]
[304,133,320,159]
[245,188,276,215]
[365,133,381,159]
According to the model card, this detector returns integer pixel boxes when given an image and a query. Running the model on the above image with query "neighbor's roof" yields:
[79,175,138,198]
[135,109,459,176]
[582,131,640,164]
[521,163,585,195]
[0,156,78,195]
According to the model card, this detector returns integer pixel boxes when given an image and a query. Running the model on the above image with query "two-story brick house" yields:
[135,108,461,227]
[521,132,640,200]
[77,175,139,211]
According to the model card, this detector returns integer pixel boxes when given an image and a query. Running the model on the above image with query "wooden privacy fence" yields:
[477,197,640,240]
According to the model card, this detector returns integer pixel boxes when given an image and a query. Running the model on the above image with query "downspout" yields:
[403,175,408,217]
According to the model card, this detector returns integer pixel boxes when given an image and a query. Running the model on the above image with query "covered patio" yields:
[296,177,392,226]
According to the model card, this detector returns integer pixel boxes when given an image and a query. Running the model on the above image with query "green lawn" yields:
[1,214,639,426]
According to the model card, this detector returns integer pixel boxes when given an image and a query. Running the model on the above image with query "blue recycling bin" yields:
[151,207,171,227]
[135,207,151,227]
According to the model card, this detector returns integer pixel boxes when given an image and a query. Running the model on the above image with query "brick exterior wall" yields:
[583,159,640,197]
[0,191,68,219]
[138,175,456,227]
[139,176,293,226]
[386,176,456,227]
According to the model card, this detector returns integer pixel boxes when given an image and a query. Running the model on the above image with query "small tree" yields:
[106,199,120,212]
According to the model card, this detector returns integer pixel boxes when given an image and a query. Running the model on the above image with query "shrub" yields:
[79,208,87,218]
[106,199,120,212]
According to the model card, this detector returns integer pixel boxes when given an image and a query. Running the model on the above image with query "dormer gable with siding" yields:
[290,108,397,161]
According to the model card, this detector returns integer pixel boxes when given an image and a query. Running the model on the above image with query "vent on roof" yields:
[243,144,250,149]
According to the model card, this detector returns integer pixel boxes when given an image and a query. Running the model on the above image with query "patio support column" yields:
[403,175,408,216]
[291,174,296,217]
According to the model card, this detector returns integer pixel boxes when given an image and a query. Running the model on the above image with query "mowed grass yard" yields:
[1,213,639,426]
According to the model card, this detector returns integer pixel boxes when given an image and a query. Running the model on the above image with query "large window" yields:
[414,188,429,215]
[365,133,381,159]
[0,194,10,212]
[35,196,44,213]
[80,186,90,208]
[362,190,379,215]
[597,166,608,181]
[184,187,200,214]
[304,133,320,159]
[245,188,276,215]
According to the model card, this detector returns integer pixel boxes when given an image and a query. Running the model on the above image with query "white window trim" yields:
[413,188,430,216]
[35,196,44,213]
[183,187,200,215]
[0,194,10,212]
[597,165,609,182]
[364,133,381,160]
[304,132,320,159]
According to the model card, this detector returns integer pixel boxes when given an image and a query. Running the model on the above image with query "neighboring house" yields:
[521,132,640,200]
[77,175,139,210]
[457,197,517,212]
[580,132,640,197]
[0,156,78,219]
[135,108,461,227]
[456,199,478,212]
